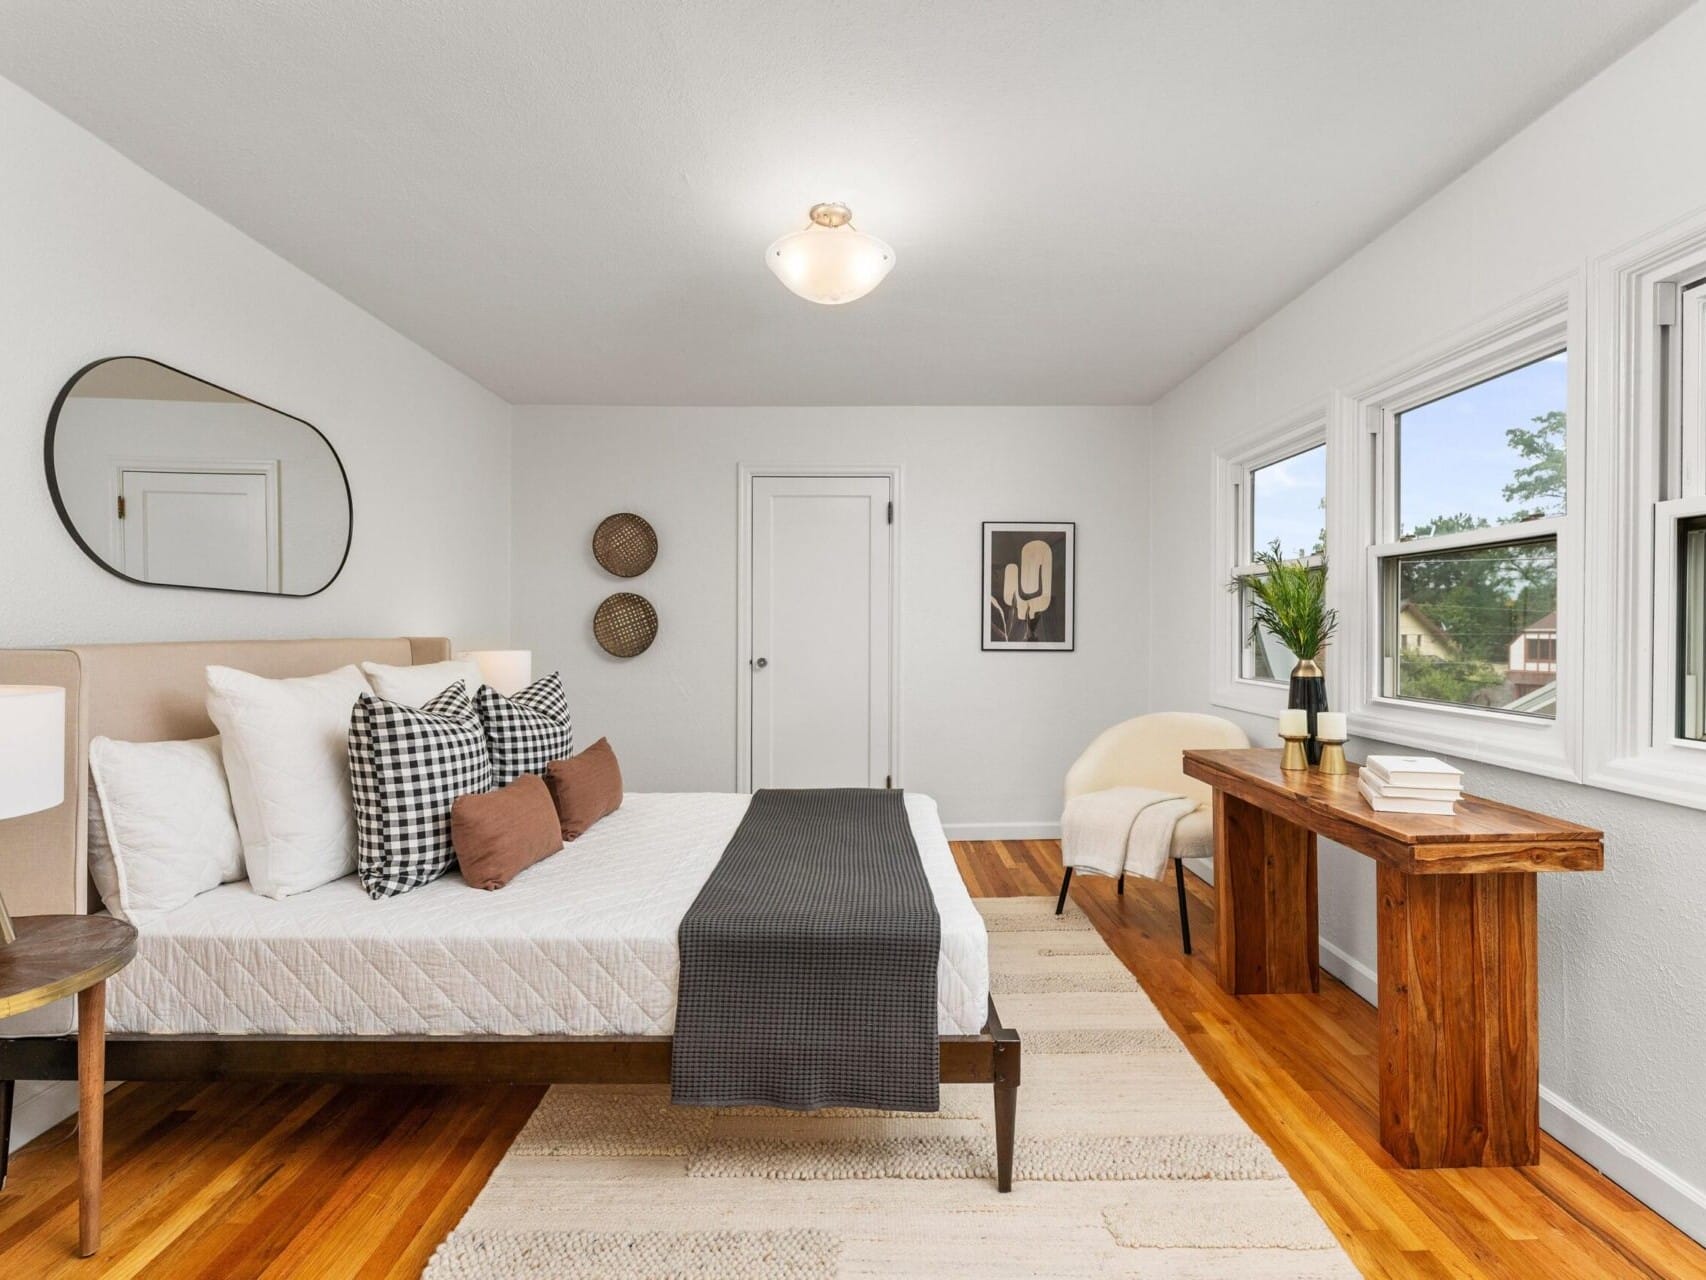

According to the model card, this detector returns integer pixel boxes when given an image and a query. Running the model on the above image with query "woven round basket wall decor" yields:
[592,512,658,578]
[593,592,658,658]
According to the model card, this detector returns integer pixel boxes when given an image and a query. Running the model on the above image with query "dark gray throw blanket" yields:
[671,788,942,1112]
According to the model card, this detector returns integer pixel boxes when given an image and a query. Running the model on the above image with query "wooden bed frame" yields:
[0,1000,1020,1190]
[0,637,1020,1191]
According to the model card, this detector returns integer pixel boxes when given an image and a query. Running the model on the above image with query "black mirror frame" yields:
[43,356,353,598]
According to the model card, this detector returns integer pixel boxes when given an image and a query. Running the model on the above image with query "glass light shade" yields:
[766,213,895,305]
[0,685,65,818]
[456,650,533,697]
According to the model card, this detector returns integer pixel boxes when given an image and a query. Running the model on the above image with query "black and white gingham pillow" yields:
[476,672,573,787]
[349,682,492,899]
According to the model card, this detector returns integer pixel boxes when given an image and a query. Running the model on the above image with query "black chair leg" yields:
[1117,873,1125,896]
[1054,867,1073,915]
[1173,858,1193,955]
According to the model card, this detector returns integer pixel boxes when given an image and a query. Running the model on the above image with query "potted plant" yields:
[1237,542,1338,763]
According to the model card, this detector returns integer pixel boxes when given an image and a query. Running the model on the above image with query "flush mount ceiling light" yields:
[765,202,895,305]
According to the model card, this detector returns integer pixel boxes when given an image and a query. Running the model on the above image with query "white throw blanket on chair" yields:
[1061,787,1198,881]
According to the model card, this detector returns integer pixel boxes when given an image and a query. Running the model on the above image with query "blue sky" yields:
[1397,352,1567,535]
[1252,444,1326,559]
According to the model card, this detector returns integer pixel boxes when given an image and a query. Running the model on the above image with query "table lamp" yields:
[457,649,533,697]
[0,685,65,947]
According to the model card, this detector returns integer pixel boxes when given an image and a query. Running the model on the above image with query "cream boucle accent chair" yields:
[1059,712,1250,952]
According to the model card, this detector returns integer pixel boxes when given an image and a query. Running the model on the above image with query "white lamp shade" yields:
[457,650,533,697]
[766,222,895,305]
[0,685,65,819]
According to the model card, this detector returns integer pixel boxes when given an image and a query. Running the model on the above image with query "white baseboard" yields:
[941,821,1060,841]
[1318,935,1379,1005]
[1315,933,1706,1246]
[1540,1088,1706,1246]
[7,1080,79,1154]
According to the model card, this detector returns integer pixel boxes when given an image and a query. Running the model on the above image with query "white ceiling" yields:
[0,1,1689,405]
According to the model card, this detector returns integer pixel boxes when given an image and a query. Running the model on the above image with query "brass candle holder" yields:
[1318,740,1348,775]
[1279,733,1310,772]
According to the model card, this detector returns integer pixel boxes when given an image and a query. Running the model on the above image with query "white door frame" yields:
[736,464,903,792]
[113,457,282,593]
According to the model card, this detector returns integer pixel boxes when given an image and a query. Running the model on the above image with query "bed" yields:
[0,637,1019,1189]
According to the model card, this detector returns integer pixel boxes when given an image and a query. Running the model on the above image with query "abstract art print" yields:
[983,521,1075,651]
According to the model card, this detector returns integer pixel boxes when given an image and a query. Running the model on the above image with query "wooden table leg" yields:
[77,981,106,1257]
[1377,868,1539,1168]
[1213,790,1319,994]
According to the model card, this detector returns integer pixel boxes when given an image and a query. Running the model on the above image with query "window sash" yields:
[1365,328,1569,725]
[1376,531,1558,718]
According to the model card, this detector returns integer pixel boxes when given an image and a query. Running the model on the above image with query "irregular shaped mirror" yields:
[46,357,351,596]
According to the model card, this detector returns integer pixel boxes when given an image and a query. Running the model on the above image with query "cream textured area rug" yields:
[424,898,1357,1279]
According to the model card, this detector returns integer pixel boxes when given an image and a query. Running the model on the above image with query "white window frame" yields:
[1582,210,1706,808]
[1210,404,1328,717]
[1329,282,1581,779]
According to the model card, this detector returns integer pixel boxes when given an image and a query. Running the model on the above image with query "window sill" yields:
[1584,748,1706,814]
[1347,698,1575,781]
[1210,677,1292,719]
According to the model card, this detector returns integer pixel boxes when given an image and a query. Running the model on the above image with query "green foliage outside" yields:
[1395,410,1563,708]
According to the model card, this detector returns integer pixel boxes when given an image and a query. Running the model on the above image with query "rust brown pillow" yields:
[543,738,624,840]
[450,773,562,890]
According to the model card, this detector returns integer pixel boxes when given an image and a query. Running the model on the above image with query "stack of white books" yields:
[1357,755,1463,815]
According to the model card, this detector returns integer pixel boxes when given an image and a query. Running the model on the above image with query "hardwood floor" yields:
[960,840,1706,1280]
[0,839,1699,1277]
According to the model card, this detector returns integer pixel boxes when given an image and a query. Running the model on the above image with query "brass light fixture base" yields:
[1279,734,1310,772]
[808,202,853,228]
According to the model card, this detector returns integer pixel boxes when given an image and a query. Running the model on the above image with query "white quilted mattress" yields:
[105,792,991,1038]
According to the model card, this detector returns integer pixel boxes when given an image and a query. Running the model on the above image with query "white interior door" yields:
[750,474,894,789]
[119,468,278,591]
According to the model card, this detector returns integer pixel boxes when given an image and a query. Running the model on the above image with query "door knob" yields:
[753,657,768,669]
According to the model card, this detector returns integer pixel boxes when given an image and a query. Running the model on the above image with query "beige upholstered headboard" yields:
[0,637,450,920]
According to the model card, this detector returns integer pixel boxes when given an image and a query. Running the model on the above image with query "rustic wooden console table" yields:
[1181,747,1602,1169]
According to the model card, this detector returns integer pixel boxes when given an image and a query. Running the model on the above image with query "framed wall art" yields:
[983,521,1074,651]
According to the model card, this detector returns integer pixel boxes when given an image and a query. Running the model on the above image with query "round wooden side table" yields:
[0,914,137,1257]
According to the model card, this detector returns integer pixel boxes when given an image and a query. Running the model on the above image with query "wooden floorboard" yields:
[0,839,1698,1277]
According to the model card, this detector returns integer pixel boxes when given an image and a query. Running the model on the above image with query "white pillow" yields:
[206,663,373,899]
[88,735,245,923]
[360,658,484,707]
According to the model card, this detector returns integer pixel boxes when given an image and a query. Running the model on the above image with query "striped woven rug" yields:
[424,897,1356,1279]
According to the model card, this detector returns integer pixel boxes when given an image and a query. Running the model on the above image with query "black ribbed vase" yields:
[1288,658,1328,766]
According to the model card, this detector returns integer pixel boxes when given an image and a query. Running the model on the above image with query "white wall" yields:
[1146,3,1706,1238]
[1,75,512,1150]
[0,75,513,652]
[511,406,1149,834]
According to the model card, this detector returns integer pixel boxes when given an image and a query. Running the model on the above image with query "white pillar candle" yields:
[1315,712,1347,741]
[1277,709,1308,737]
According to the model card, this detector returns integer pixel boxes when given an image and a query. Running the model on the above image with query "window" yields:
[1251,446,1327,560]
[1376,351,1567,718]
[1666,283,1706,743]
[1238,444,1326,683]
[1212,413,1327,713]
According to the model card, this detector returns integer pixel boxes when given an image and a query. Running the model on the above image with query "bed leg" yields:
[1,1079,13,1191]
[992,1035,1020,1192]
